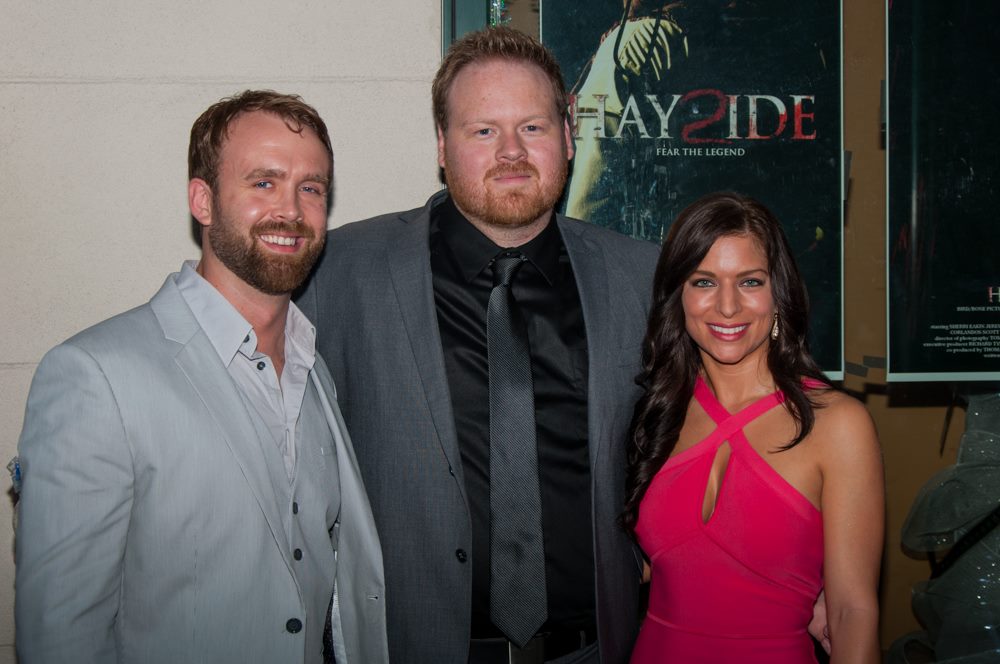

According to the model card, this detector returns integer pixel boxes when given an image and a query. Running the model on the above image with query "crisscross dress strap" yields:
[693,376,786,446]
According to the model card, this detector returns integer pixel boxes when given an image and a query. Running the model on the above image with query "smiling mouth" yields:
[708,323,748,335]
[259,234,299,247]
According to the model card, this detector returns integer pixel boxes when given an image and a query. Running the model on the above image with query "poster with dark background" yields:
[887,0,1000,381]
[541,0,843,376]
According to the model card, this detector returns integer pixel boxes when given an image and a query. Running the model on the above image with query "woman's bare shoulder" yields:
[812,387,868,416]
[808,388,881,462]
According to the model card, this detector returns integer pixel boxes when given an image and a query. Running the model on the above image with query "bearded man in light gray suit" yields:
[297,29,659,664]
[15,91,388,664]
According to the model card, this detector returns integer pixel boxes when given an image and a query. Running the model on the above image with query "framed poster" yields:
[546,1,843,377]
[444,1,844,377]
[886,0,1000,382]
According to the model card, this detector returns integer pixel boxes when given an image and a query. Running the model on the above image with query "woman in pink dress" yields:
[623,192,883,663]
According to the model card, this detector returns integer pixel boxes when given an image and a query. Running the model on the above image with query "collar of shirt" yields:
[175,260,317,372]
[436,195,563,286]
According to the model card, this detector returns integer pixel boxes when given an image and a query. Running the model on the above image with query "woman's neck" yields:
[698,355,777,411]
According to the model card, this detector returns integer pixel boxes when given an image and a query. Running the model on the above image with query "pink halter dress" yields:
[630,377,823,663]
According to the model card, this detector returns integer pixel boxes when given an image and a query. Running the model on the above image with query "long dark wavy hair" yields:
[622,192,828,534]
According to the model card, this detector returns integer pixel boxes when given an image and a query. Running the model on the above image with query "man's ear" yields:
[188,178,213,228]
[436,125,447,170]
[563,117,575,161]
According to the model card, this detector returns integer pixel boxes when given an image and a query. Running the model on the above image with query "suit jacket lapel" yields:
[310,359,388,663]
[149,277,292,571]
[557,217,612,470]
[385,194,467,496]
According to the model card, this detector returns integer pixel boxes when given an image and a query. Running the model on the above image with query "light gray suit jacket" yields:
[297,192,660,664]
[15,273,388,664]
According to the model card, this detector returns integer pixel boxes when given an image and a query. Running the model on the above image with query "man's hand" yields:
[809,589,831,654]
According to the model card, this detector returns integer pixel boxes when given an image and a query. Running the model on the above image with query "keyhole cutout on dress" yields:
[701,441,732,524]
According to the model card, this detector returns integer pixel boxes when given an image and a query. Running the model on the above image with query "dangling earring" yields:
[771,314,780,340]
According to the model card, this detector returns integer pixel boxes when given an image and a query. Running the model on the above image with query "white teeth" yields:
[260,234,296,246]
[709,324,747,334]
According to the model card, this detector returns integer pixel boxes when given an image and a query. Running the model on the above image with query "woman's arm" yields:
[817,394,884,664]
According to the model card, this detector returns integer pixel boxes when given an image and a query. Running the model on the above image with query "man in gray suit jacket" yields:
[15,91,388,664]
[297,29,659,664]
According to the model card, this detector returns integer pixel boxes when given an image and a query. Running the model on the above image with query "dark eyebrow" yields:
[689,268,768,278]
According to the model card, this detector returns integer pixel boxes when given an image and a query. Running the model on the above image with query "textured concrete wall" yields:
[0,2,441,660]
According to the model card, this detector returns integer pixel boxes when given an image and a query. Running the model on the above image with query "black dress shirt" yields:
[429,196,596,638]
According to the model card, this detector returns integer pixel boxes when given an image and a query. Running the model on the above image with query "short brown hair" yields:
[188,90,333,191]
[432,27,568,131]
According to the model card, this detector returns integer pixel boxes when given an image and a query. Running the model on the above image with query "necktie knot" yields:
[492,252,526,288]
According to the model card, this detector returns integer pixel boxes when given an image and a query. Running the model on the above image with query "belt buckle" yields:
[507,635,545,664]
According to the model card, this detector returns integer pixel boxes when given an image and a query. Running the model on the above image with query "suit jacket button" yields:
[292,501,299,514]
[286,618,302,633]
[294,548,303,561]
[455,548,467,563]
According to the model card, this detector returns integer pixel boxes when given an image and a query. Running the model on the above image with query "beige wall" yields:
[0,2,442,661]
[0,0,975,660]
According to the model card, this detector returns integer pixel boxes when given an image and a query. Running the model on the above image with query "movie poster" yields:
[541,0,843,376]
[887,1,1000,382]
